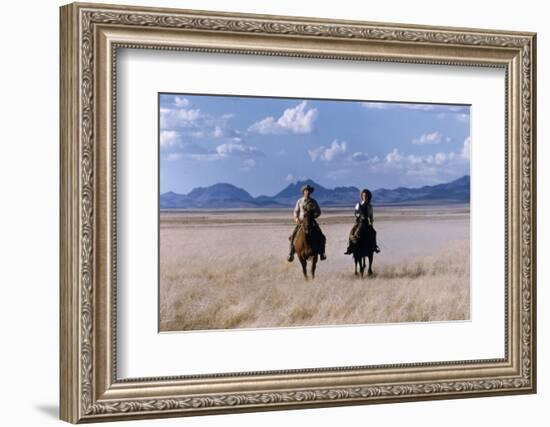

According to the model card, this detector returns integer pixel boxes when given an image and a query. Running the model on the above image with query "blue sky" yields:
[159,94,470,197]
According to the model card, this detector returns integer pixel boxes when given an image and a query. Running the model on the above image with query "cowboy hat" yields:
[301,184,315,194]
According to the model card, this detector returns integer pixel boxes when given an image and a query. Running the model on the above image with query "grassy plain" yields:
[159,205,470,331]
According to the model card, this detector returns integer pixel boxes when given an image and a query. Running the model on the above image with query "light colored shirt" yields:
[294,196,321,221]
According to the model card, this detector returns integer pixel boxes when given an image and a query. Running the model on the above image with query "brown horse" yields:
[292,207,325,279]
[352,224,376,278]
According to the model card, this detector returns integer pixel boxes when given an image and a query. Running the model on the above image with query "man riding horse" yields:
[287,184,327,262]
[344,188,381,255]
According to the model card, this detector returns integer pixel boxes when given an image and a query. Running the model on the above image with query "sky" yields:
[159,93,470,197]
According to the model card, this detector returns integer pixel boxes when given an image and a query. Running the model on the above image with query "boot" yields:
[375,245,381,253]
[320,234,327,260]
[344,240,355,255]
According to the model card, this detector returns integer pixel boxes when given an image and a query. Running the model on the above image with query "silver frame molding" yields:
[60,2,537,423]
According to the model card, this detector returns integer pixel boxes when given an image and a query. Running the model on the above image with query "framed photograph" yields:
[60,2,537,423]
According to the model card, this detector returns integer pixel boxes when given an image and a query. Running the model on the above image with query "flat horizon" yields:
[160,174,470,197]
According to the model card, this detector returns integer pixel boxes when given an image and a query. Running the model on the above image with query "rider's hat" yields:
[301,184,315,194]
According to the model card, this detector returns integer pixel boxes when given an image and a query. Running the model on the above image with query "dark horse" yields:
[292,205,325,279]
[353,225,376,278]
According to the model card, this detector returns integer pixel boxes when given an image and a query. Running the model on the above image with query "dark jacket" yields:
[355,201,373,225]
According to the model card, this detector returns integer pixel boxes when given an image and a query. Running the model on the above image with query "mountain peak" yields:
[174,182,255,208]
[275,179,326,199]
[451,175,470,184]
[160,176,470,209]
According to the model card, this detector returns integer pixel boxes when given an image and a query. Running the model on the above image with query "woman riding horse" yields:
[344,188,381,255]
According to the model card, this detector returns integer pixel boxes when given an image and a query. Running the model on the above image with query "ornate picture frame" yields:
[60,2,536,423]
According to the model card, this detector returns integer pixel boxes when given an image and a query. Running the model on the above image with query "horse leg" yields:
[299,256,308,280]
[360,256,366,278]
[367,254,374,276]
[354,256,359,276]
[311,255,318,279]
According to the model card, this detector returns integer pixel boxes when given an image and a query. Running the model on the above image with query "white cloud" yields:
[461,136,471,160]
[160,104,237,140]
[248,101,318,135]
[161,139,263,162]
[403,104,439,111]
[160,107,201,130]
[351,152,369,162]
[456,113,469,123]
[401,104,466,112]
[173,96,190,107]
[240,159,256,171]
[361,102,469,115]
[360,102,390,110]
[165,153,183,161]
[434,152,448,165]
[213,125,224,138]
[436,111,470,123]
[368,145,469,183]
[350,151,380,164]
[216,142,262,158]
[308,140,347,162]
[185,153,221,161]
[161,139,222,162]
[385,148,404,165]
[308,148,321,161]
[175,108,201,122]
[169,142,221,161]
[160,130,179,148]
[411,131,447,145]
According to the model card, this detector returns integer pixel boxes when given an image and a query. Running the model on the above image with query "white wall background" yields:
[0,0,545,426]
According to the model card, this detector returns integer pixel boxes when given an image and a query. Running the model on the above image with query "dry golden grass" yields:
[159,207,470,331]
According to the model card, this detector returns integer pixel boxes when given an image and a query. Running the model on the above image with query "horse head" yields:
[302,201,316,235]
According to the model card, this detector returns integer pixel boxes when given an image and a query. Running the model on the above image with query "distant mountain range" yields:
[160,175,470,209]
